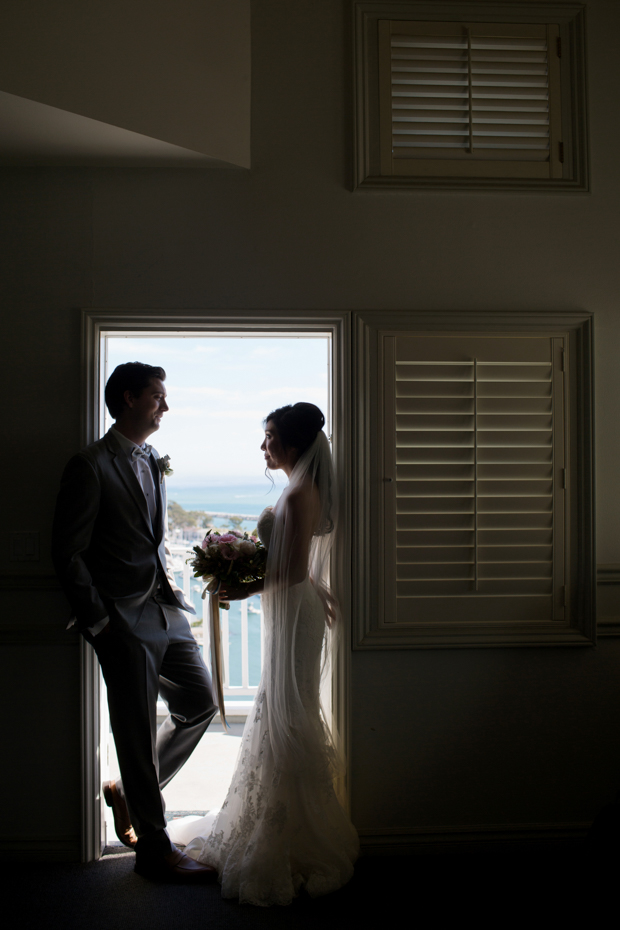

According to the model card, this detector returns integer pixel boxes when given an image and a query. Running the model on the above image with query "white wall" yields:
[1,0,620,858]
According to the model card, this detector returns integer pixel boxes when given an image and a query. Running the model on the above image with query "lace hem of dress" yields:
[183,689,359,906]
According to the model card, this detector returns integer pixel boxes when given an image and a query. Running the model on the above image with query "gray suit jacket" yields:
[52,429,194,632]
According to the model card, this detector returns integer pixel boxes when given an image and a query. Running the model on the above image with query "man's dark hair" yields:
[105,362,166,420]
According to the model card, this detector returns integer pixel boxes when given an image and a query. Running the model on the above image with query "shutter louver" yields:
[378,21,563,180]
[391,33,550,158]
[385,336,565,626]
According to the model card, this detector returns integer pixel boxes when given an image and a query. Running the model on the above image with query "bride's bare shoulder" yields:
[283,479,320,525]
[286,475,319,502]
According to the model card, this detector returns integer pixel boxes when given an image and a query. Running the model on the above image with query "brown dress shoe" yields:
[134,848,217,883]
[103,780,138,849]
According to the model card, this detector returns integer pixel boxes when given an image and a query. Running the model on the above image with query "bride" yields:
[170,403,359,906]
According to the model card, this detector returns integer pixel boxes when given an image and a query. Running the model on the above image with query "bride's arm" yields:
[310,582,338,627]
[272,484,319,586]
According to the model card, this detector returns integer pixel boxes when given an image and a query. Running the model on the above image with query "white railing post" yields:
[240,599,249,690]
[200,590,213,678]
[220,609,230,688]
[182,557,191,601]
[202,590,209,637]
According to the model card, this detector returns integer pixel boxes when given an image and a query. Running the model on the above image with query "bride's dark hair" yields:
[264,403,333,534]
[264,403,325,455]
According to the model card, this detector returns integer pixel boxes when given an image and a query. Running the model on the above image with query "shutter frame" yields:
[353,2,588,192]
[379,19,563,179]
[386,338,563,624]
[353,311,595,649]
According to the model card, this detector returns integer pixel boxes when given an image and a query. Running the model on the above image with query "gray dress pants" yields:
[88,596,217,857]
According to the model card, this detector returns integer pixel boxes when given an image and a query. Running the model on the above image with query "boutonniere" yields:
[156,455,173,484]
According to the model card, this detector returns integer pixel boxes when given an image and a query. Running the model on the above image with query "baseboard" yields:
[358,821,590,855]
[0,822,590,862]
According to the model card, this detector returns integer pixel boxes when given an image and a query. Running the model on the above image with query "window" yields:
[80,309,350,859]
[353,312,594,647]
[353,2,588,191]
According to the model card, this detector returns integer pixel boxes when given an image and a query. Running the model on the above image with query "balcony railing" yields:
[170,543,262,700]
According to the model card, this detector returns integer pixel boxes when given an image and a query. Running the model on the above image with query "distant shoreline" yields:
[199,511,260,520]
[167,483,284,515]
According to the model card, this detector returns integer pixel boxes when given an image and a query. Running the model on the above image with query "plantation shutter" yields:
[378,20,563,179]
[383,335,566,626]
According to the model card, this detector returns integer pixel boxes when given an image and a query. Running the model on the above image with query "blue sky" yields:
[103,335,330,484]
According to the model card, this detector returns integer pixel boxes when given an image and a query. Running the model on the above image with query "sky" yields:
[103,335,330,486]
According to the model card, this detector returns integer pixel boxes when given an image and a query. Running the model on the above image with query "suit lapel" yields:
[148,453,165,543]
[105,432,155,538]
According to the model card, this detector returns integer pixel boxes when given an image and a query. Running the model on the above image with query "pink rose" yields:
[220,544,241,560]
[218,535,242,560]
[217,534,237,544]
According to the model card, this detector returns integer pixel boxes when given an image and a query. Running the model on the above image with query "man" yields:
[53,362,217,881]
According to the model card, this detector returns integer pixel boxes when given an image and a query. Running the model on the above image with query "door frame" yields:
[80,308,352,860]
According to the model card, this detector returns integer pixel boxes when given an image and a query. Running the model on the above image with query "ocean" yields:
[166,483,285,518]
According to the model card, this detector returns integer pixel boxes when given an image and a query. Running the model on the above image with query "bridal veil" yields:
[262,428,342,779]
[182,429,358,904]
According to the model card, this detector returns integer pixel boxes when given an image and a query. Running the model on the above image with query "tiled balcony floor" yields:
[104,718,246,844]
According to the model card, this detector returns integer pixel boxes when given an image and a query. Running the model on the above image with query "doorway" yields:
[85,320,345,854]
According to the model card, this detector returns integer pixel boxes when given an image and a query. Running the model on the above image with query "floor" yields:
[7,844,605,930]
[105,718,246,844]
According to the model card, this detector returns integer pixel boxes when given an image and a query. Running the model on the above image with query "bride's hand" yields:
[312,582,339,627]
[218,580,264,603]
[218,583,247,602]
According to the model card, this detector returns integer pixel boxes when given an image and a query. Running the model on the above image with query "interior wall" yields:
[1,0,620,857]
[0,1,251,164]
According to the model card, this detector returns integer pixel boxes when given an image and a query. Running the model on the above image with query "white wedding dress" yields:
[176,506,359,906]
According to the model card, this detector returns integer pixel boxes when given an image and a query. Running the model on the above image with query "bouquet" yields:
[189,528,267,731]
[190,529,267,609]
